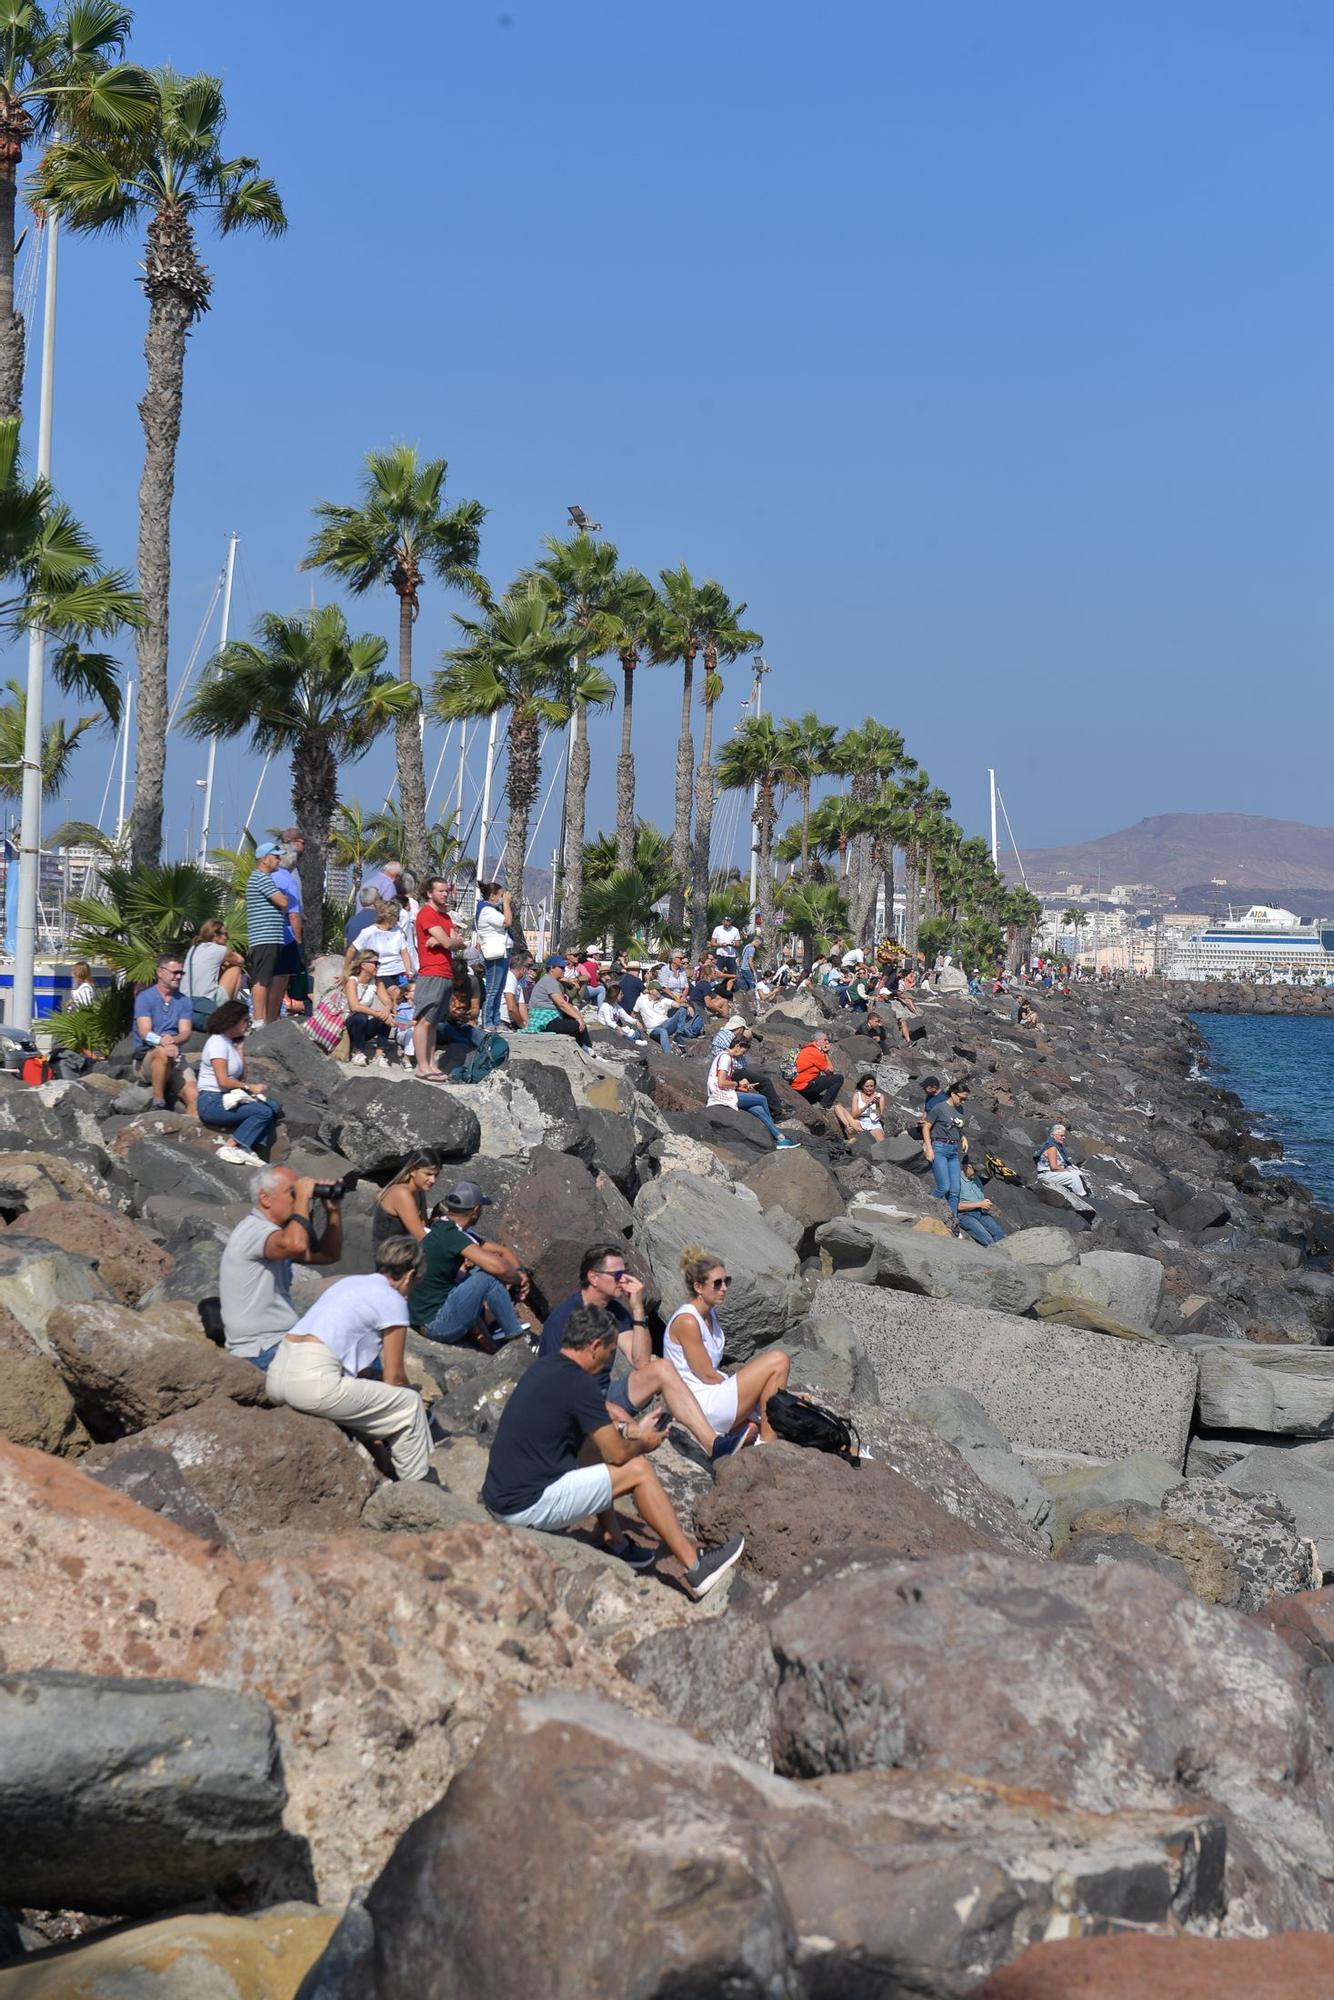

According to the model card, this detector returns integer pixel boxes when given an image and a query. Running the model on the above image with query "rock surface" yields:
[634,1172,805,1359]
[973,1933,1334,1999]
[46,1301,265,1440]
[0,1904,340,1999]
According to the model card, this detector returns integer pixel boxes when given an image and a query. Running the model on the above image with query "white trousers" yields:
[265,1338,431,1482]
[1037,1166,1091,1203]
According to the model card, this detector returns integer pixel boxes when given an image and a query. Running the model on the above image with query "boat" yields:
[1164,905,1334,982]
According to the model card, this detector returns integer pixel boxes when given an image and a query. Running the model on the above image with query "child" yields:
[596,982,647,1044]
[396,984,416,1064]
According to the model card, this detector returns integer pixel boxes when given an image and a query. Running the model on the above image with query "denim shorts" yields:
[497,1462,613,1532]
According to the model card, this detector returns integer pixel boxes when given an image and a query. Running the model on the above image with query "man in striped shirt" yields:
[246,845,290,1024]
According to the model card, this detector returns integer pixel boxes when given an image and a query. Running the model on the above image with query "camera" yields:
[313,1180,345,1202]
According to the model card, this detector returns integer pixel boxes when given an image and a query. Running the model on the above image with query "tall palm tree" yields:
[603,567,655,870]
[778,878,849,972]
[304,444,484,883]
[895,766,934,956]
[526,531,622,949]
[36,69,286,868]
[775,710,839,875]
[847,789,912,942]
[0,675,96,799]
[183,605,412,953]
[1003,884,1043,970]
[433,581,578,945]
[689,582,761,949]
[837,718,910,921]
[579,867,661,956]
[0,0,151,418]
[716,713,782,944]
[650,563,713,937]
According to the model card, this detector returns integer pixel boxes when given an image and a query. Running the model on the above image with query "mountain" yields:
[1015,814,1334,915]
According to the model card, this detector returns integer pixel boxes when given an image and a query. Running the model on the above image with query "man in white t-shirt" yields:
[710,921,741,972]
[502,951,531,1030]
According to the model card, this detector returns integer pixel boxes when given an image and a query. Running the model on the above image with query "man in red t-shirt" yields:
[413,876,456,1077]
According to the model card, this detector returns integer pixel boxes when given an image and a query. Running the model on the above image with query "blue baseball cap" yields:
[255,841,280,858]
[546,955,568,969]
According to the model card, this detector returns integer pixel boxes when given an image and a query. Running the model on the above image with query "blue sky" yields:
[25,0,1334,864]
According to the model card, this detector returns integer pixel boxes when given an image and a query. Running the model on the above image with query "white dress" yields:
[664,1303,740,1435]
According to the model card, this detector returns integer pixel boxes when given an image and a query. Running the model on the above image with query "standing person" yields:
[264,1237,433,1482]
[218,1165,344,1367]
[957,1156,1006,1244]
[708,1031,797,1148]
[245,845,290,1025]
[344,884,381,949]
[921,1077,970,1218]
[710,916,741,975]
[792,1030,859,1137]
[738,935,758,990]
[360,899,414,990]
[342,951,396,1065]
[665,1248,792,1442]
[408,1180,539,1348]
[523,957,593,1049]
[475,881,512,1030]
[67,960,96,1009]
[481,1306,746,1599]
[133,956,198,1112]
[269,839,307,1016]
[195,1000,282,1164]
[412,876,455,1079]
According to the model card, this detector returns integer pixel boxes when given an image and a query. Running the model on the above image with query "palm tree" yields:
[650,564,712,937]
[847,789,911,942]
[304,444,484,883]
[602,568,655,870]
[433,581,579,946]
[579,867,661,955]
[0,0,151,418]
[67,857,223,983]
[1003,884,1043,970]
[837,718,911,925]
[807,793,863,878]
[775,711,839,875]
[778,878,849,972]
[716,714,782,945]
[553,652,614,946]
[1064,905,1090,958]
[0,675,96,799]
[36,69,286,868]
[689,582,761,949]
[583,818,676,895]
[329,799,377,874]
[183,605,413,954]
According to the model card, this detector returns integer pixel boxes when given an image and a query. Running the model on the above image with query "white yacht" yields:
[1164,905,1334,982]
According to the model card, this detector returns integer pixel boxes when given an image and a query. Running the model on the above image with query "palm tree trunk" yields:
[668,651,694,936]
[800,784,811,874]
[502,706,537,952]
[395,594,429,884]
[560,685,589,951]
[904,842,920,956]
[690,693,719,947]
[882,846,896,944]
[291,730,336,956]
[615,659,635,871]
[756,775,776,944]
[0,140,27,422]
[132,286,193,868]
[851,837,879,942]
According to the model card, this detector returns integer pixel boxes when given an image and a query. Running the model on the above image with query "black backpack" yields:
[765,1390,860,1462]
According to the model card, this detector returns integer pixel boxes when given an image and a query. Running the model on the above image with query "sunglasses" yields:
[598,1268,629,1283]
[707,1275,730,1289]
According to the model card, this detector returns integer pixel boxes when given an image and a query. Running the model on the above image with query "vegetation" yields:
[66,857,223,983]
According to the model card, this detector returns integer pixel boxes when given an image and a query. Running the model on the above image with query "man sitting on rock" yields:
[133,955,198,1113]
[540,1245,758,1484]
[482,1303,746,1600]
[408,1179,539,1349]
[792,1030,859,1138]
[219,1166,344,1368]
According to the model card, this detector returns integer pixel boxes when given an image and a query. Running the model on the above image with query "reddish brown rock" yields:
[46,1301,265,1440]
[492,1147,645,1312]
[693,1439,1013,1580]
[974,1932,1334,1998]
[1256,1585,1334,1669]
[15,1201,171,1305]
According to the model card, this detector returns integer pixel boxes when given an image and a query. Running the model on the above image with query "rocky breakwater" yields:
[1,990,1334,1989]
[1170,980,1334,1016]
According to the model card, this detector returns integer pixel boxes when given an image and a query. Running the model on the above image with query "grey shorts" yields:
[606,1373,639,1414]
[414,975,452,1023]
[497,1462,613,1532]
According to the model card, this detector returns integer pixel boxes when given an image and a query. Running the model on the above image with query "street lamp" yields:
[567,503,601,533]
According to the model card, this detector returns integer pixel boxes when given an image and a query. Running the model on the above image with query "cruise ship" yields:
[1165,905,1334,982]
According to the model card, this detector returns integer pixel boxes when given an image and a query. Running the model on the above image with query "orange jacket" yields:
[793,1043,831,1093]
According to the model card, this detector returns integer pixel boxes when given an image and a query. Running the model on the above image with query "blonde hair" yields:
[680,1244,723,1293]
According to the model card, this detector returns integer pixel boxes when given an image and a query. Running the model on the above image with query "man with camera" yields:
[219,1164,344,1369]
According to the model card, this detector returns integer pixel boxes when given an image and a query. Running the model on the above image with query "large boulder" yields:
[84,1394,377,1539]
[11,1201,171,1305]
[1041,1452,1184,1548]
[0,1306,87,1455]
[815,1214,1047,1316]
[466,1064,583,1161]
[1222,1442,1334,1571]
[633,1173,805,1360]
[0,1668,289,1915]
[973,1933,1334,1999]
[1076,1248,1165,1327]
[86,1441,236,1548]
[506,1037,642,1114]
[46,1301,266,1441]
[0,1235,104,1351]
[770,1548,1334,1930]
[740,1145,845,1253]
[317,1073,479,1174]
[0,1906,340,2000]
[692,1438,1021,1578]
[319,1690,1223,1999]
[1062,1484,1318,1612]
[0,1147,110,1212]
[905,1385,1053,1539]
[999,1225,1083,1268]
[1193,1341,1334,1437]
[617,1617,779,1768]
[491,1148,643,1314]
[816,1279,1198,1466]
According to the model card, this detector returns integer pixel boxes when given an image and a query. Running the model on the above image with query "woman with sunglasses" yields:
[196,999,282,1165]
[343,950,396,1065]
[664,1246,791,1444]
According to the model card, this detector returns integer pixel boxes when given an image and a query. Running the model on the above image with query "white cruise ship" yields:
[1165,905,1334,982]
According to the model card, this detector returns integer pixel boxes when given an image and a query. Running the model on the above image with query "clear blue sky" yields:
[27,0,1334,862]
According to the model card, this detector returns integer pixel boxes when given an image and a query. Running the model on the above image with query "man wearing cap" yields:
[407,1180,539,1349]
[270,833,307,1015]
[525,956,592,1049]
[245,845,290,1025]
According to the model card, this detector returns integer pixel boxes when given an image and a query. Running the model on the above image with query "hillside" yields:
[1016,814,1334,911]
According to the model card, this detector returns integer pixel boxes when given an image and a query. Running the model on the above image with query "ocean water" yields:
[1192,1012,1334,1209]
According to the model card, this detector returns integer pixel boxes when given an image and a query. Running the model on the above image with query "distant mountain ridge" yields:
[1016,813,1334,914]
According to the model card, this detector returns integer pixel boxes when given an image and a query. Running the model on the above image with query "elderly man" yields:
[344,883,381,948]
[133,955,197,1112]
[1035,1124,1094,1211]
[245,843,290,1024]
[793,1029,860,1138]
[364,857,404,905]
[270,833,307,1010]
[218,1165,344,1368]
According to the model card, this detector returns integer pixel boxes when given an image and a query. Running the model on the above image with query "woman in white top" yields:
[595,982,646,1042]
[342,950,396,1065]
[182,918,230,1027]
[851,1072,887,1141]
[633,983,681,1053]
[475,880,512,1030]
[707,1039,796,1148]
[264,1236,431,1482]
[664,1245,791,1443]
[195,1000,281,1165]
[357,901,415,986]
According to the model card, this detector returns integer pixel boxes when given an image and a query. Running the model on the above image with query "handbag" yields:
[305,988,349,1052]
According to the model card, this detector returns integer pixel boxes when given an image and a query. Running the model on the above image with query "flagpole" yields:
[197,532,237,865]
[12,214,58,1027]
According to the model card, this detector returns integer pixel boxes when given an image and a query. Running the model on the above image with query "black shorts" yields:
[248,941,284,985]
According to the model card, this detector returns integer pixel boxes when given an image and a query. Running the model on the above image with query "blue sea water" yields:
[1192,1013,1334,1210]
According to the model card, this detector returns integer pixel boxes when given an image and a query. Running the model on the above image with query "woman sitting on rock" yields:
[1035,1123,1094,1210]
[850,1072,887,1142]
[522,956,593,1050]
[264,1236,432,1482]
[664,1246,792,1444]
[373,1153,439,1245]
[708,1031,797,1149]
[196,1000,282,1165]
[343,950,397,1065]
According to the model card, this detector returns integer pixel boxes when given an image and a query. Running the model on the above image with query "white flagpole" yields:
[13,215,58,1026]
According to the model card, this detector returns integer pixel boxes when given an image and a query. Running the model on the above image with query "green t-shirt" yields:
[408,1219,479,1326]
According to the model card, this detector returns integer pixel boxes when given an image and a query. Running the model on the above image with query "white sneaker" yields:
[350,1051,368,1066]
[215,1144,251,1165]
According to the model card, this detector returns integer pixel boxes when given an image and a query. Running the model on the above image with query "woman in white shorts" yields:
[664,1245,791,1443]
[850,1072,887,1142]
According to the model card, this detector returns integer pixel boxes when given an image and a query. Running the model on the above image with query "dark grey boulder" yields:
[317,1075,479,1173]
[86,1442,236,1548]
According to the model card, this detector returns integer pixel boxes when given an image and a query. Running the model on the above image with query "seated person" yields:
[265,1236,432,1482]
[343,950,397,1065]
[481,1303,746,1601]
[522,956,592,1048]
[503,952,531,1030]
[436,987,484,1055]
[540,1245,757,1473]
[633,979,686,1053]
[1034,1123,1094,1209]
[67,959,95,1009]
[218,1166,344,1368]
[957,1154,1005,1245]
[408,1179,539,1348]
[595,982,647,1043]
[792,1031,860,1138]
[850,1072,887,1141]
[133,955,198,1112]
[196,1000,281,1164]
[708,1032,796,1148]
[665,1246,792,1442]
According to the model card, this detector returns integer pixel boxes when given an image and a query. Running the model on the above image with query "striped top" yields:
[245,868,287,944]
